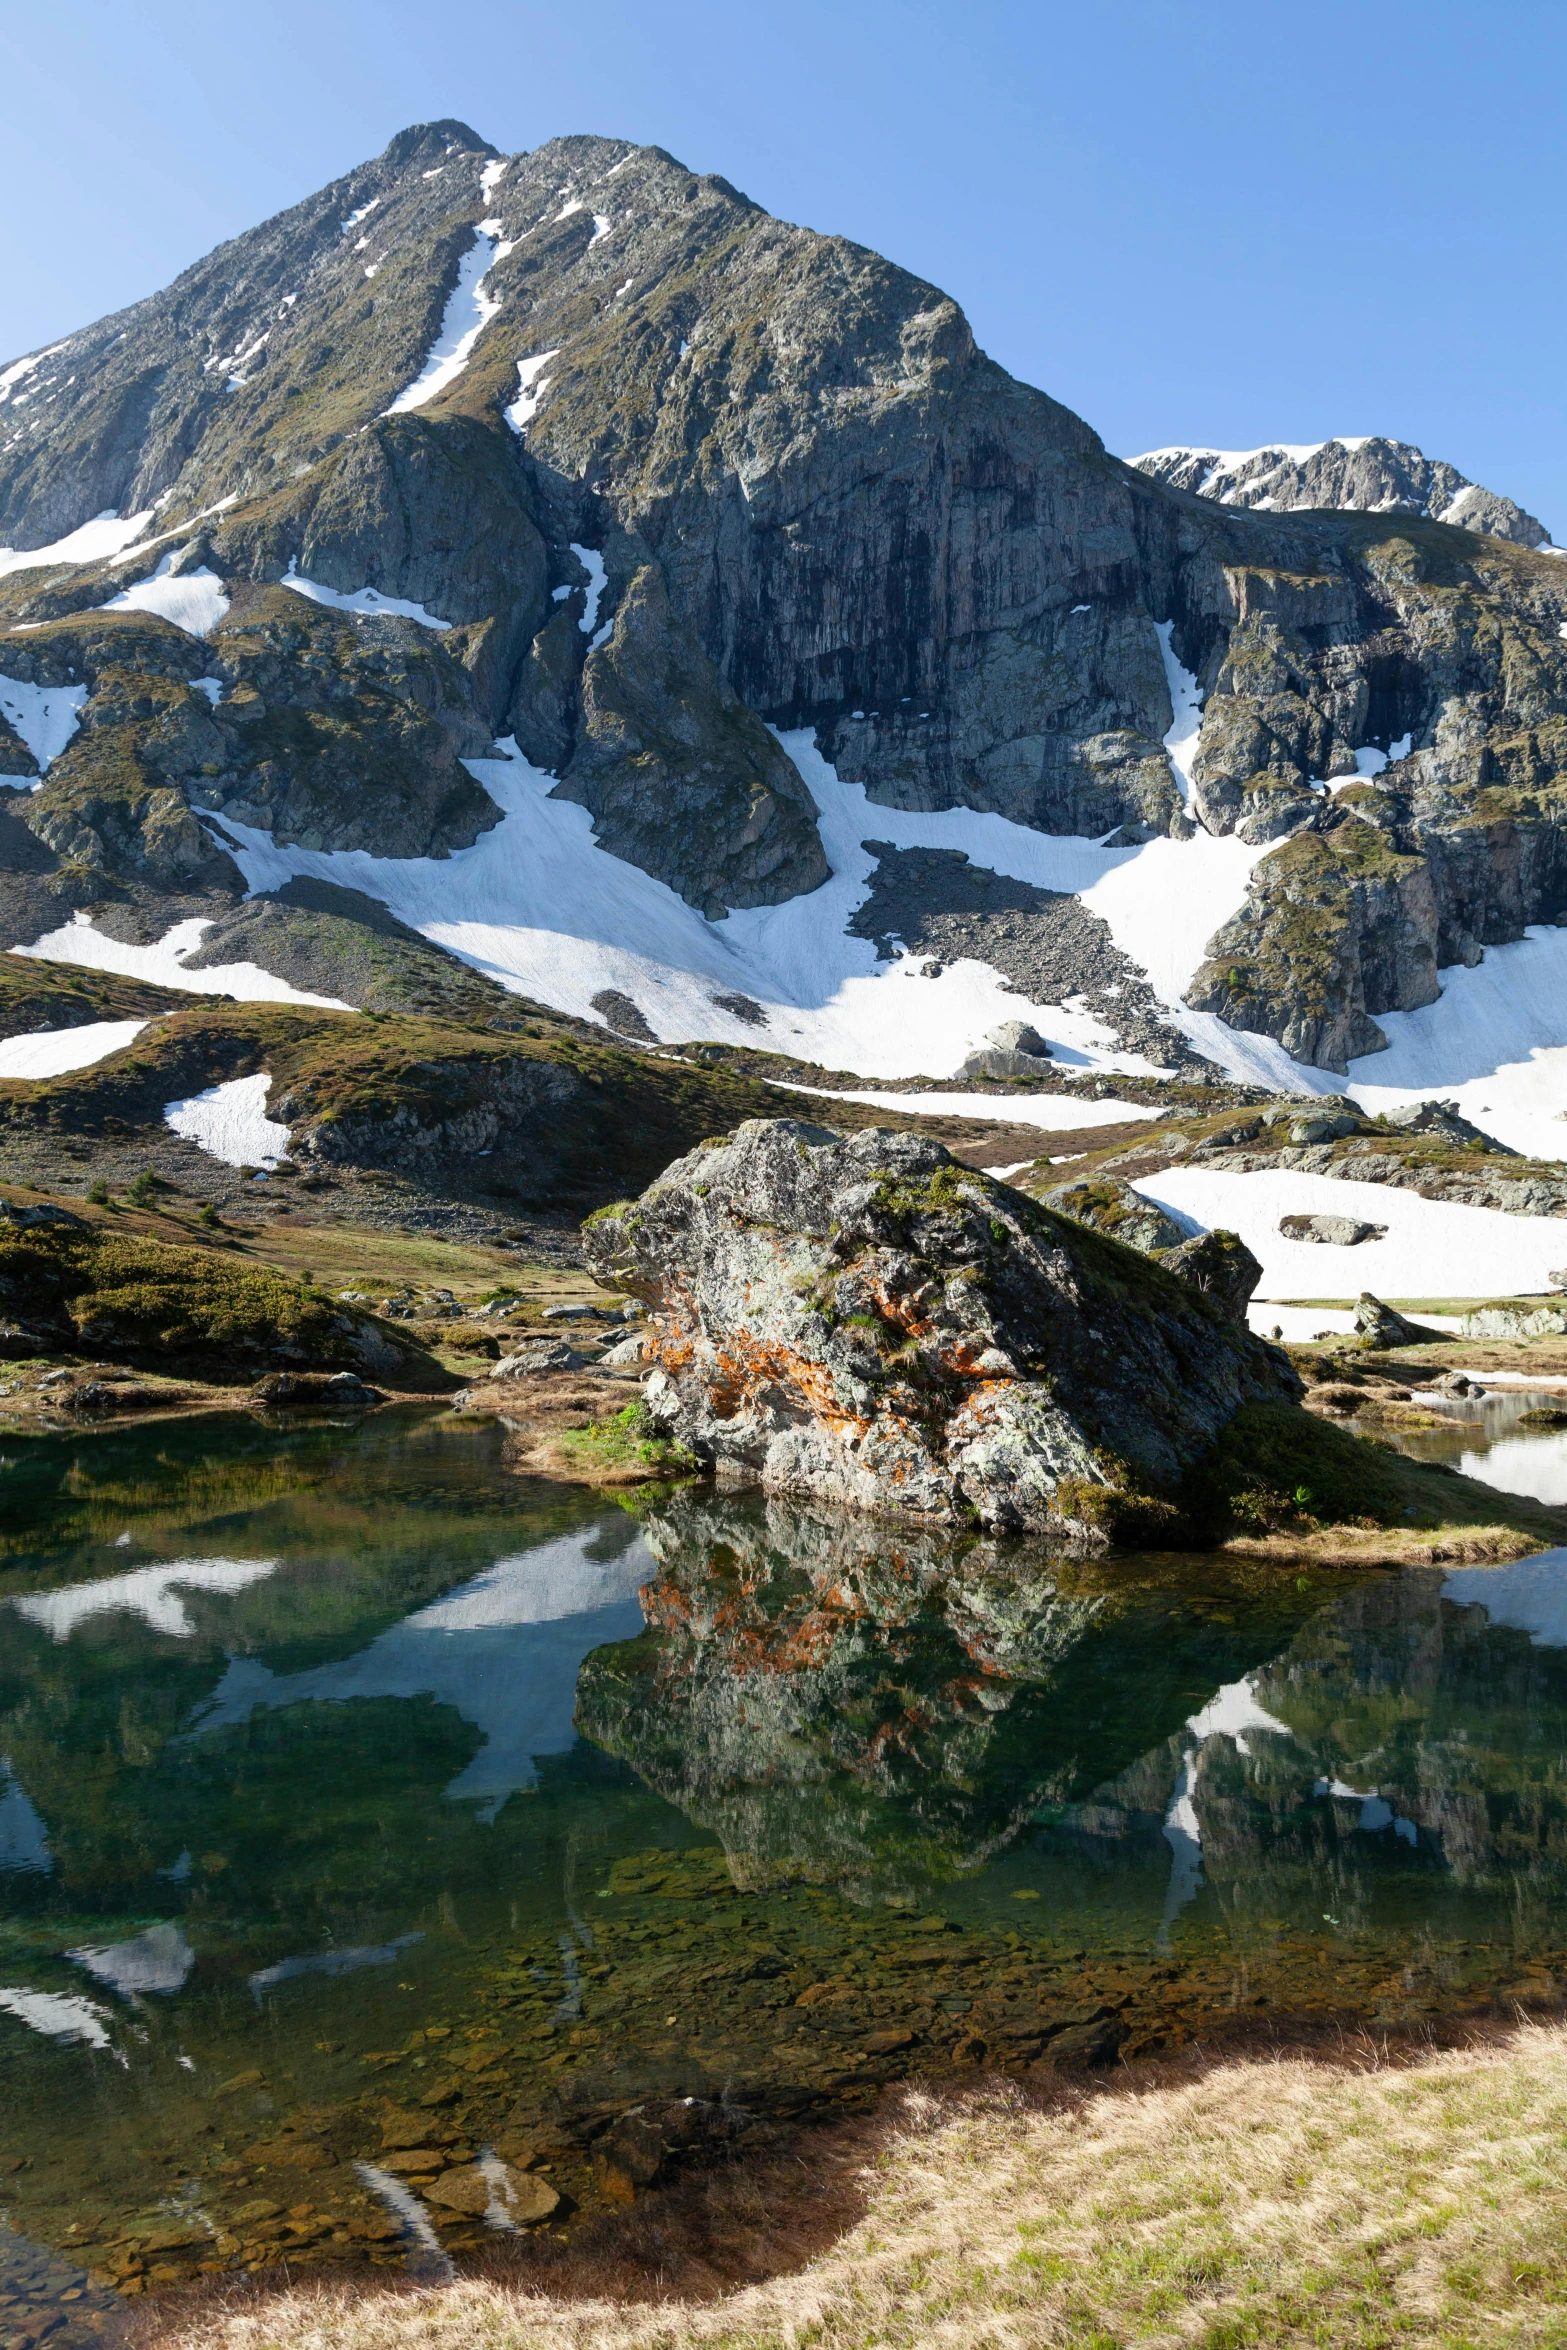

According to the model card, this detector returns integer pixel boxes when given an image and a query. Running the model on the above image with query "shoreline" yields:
[132,2017,1567,2350]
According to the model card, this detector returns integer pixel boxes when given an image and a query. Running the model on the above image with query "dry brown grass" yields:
[152,2025,1567,2350]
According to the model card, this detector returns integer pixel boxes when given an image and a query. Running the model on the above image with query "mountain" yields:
[0,120,1564,1200]
[1130,438,1551,549]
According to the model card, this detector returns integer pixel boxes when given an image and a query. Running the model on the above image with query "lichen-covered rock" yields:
[1353,1293,1445,1348]
[1158,1229,1262,1324]
[581,1118,1299,1538]
[1041,1176,1184,1254]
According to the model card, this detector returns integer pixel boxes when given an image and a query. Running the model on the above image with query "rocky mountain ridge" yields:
[1131,438,1550,549]
[0,120,1564,1096]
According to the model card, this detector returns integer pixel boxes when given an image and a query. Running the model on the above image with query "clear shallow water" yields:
[5,1406,1567,2320]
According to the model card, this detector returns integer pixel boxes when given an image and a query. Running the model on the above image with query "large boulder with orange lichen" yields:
[581,1119,1298,1541]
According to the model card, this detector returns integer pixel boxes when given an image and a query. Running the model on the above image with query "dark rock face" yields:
[555,562,827,917]
[1132,439,1550,549]
[581,1118,1298,1535]
[281,1051,583,1171]
[1188,815,1441,1071]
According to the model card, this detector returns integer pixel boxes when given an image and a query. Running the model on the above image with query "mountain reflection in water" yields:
[2,1407,1567,2298]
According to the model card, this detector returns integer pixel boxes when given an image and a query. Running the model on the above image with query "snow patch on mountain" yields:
[165,1071,290,1167]
[0,507,154,579]
[0,1020,148,1080]
[505,350,559,435]
[1155,621,1203,812]
[14,912,351,1008]
[280,563,453,630]
[0,675,86,773]
[385,227,503,414]
[100,556,229,636]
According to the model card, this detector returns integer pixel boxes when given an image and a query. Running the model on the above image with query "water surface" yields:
[4,1404,1567,2317]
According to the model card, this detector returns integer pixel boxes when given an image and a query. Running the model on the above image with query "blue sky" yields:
[3,0,1562,529]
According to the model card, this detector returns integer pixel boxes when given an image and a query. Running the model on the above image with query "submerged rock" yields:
[581,1119,1298,1538]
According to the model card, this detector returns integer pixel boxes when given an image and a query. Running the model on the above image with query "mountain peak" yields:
[379,119,495,168]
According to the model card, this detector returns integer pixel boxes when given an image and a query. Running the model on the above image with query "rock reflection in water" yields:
[575,1491,1318,1902]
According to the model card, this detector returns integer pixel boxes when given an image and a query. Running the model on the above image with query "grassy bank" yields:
[155,2026,1567,2350]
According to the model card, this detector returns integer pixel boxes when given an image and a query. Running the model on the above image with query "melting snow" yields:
[13,912,352,1008]
[385,228,504,413]
[100,555,230,636]
[0,507,154,578]
[0,1019,147,1079]
[774,1084,1160,1129]
[1154,621,1203,813]
[164,1071,291,1166]
[570,543,607,636]
[1130,1164,1567,1301]
[589,214,612,243]
[197,733,1203,1077]
[340,198,380,233]
[192,675,223,705]
[0,675,86,773]
[281,562,452,630]
[1186,1676,1292,1753]
[11,1555,280,1641]
[479,158,508,198]
[505,349,559,435]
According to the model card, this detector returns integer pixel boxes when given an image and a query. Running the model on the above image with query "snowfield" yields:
[0,1019,147,1078]
[1132,1165,1567,1303]
[164,1072,291,1167]
[198,730,1226,1080]
[14,912,351,1008]
[774,1083,1161,1129]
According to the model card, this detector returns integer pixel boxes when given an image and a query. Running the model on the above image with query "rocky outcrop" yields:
[1188,815,1440,1070]
[555,563,828,917]
[1459,1302,1567,1338]
[1040,1175,1185,1254]
[1132,439,1550,548]
[1353,1294,1445,1348]
[582,1118,1298,1537]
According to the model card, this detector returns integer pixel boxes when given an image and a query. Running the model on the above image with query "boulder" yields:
[1158,1230,1263,1324]
[1381,1099,1502,1148]
[494,1340,587,1376]
[581,1119,1299,1538]
[1354,1293,1446,1348]
[1279,1212,1388,1246]
[960,1019,1054,1081]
